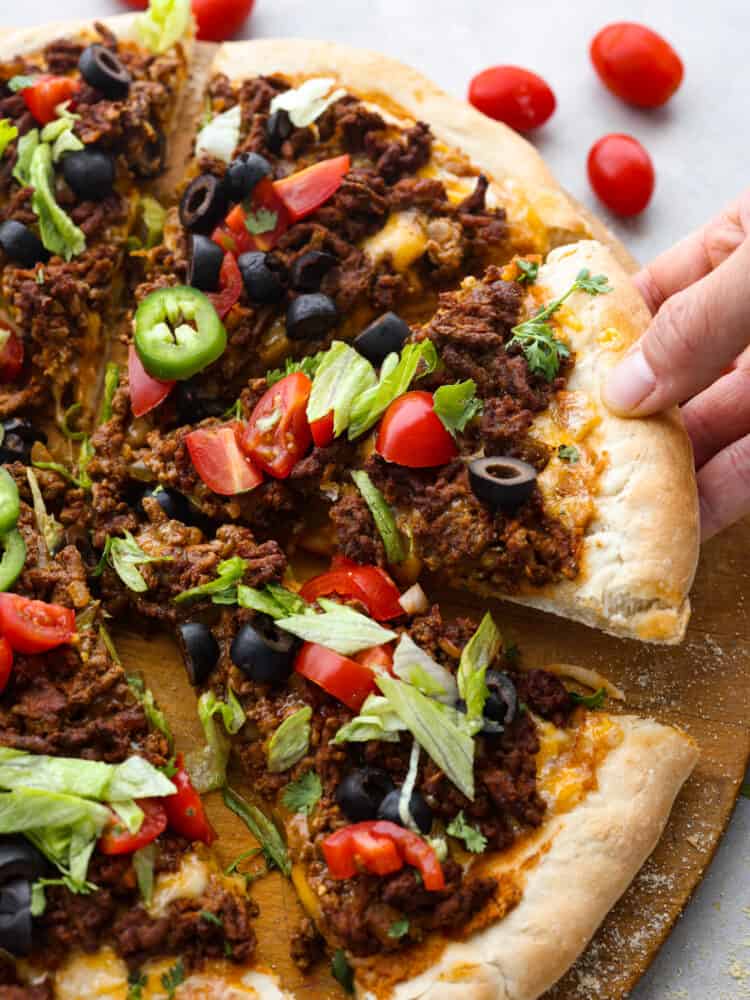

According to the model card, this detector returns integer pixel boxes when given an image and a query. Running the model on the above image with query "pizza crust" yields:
[361,715,697,1000]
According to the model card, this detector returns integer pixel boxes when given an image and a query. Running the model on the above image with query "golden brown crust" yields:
[359,716,698,1000]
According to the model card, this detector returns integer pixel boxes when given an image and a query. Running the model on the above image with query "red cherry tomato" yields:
[309,411,335,448]
[587,134,655,217]
[468,66,556,132]
[376,391,458,468]
[216,179,288,254]
[22,75,79,125]
[239,372,312,478]
[186,422,264,496]
[0,594,76,654]
[322,820,445,890]
[294,642,379,711]
[590,22,684,108]
[163,753,217,844]
[128,344,175,418]
[98,798,168,855]
[0,329,24,383]
[208,252,243,319]
[0,637,13,694]
[118,0,255,41]
[273,155,351,223]
[300,560,403,621]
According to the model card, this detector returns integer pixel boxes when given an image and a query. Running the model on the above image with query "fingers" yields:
[682,351,750,468]
[603,236,750,416]
[698,432,750,541]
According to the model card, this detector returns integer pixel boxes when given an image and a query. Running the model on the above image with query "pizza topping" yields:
[176,621,220,686]
[354,311,411,367]
[265,107,294,154]
[239,371,312,478]
[29,142,86,260]
[99,798,168,855]
[179,173,229,233]
[0,531,26,594]
[274,154,351,223]
[136,0,191,55]
[322,821,445,891]
[225,151,272,202]
[128,343,175,418]
[0,119,18,156]
[286,292,338,340]
[162,754,217,844]
[196,103,242,164]
[294,642,379,711]
[351,470,406,564]
[0,638,13,695]
[0,876,33,957]
[230,621,297,684]
[468,456,538,511]
[269,77,346,129]
[0,219,48,268]
[61,148,116,202]
[306,341,377,437]
[377,785,433,835]
[391,633,458,702]
[185,423,263,495]
[376,391,459,468]
[187,233,224,292]
[77,44,132,101]
[22,75,79,126]
[335,767,395,823]
[0,467,21,537]
[348,340,439,439]
[0,594,73,652]
[432,379,483,436]
[278,598,396,655]
[289,250,337,292]
[134,286,227,381]
[267,706,312,772]
[300,558,403,621]
[238,250,286,303]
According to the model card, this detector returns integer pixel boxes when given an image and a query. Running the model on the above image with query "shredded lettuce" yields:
[306,341,377,438]
[333,694,406,744]
[186,689,245,792]
[432,379,483,436]
[112,799,145,835]
[391,634,458,704]
[174,556,247,604]
[12,128,38,186]
[398,740,421,832]
[269,77,346,128]
[267,706,312,773]
[237,582,309,618]
[351,470,405,563]
[40,114,83,162]
[133,843,157,904]
[137,0,191,55]
[140,195,166,248]
[97,531,172,593]
[457,612,502,724]
[223,786,290,876]
[98,362,121,424]
[0,119,18,158]
[29,142,85,260]
[277,598,396,656]
[26,468,64,557]
[126,673,174,750]
[347,339,439,439]
[195,103,241,164]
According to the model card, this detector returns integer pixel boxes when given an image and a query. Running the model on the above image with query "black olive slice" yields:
[177,622,220,686]
[354,312,411,366]
[179,174,228,233]
[484,670,517,726]
[0,418,46,465]
[175,380,227,424]
[224,152,272,202]
[286,293,337,340]
[265,109,293,154]
[238,251,285,304]
[377,787,433,834]
[78,44,132,100]
[0,878,32,957]
[289,251,336,292]
[468,456,537,511]
[139,485,193,524]
[61,149,116,202]
[0,837,48,885]
[230,622,297,684]
[335,768,395,823]
[132,131,166,179]
[188,234,224,292]
[0,221,48,268]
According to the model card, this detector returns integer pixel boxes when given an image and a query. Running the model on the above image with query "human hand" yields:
[603,189,750,541]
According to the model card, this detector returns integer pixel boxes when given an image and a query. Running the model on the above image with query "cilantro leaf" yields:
[388,918,410,939]
[127,970,147,1000]
[281,771,322,815]
[516,258,539,285]
[161,958,185,999]
[574,268,613,295]
[199,909,224,927]
[331,949,355,993]
[446,811,488,853]
[570,687,607,709]
[245,207,277,235]
[433,379,483,436]
[558,444,579,463]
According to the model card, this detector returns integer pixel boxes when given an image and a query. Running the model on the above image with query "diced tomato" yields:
[322,820,444,890]
[355,643,394,674]
[300,561,403,621]
[590,23,684,108]
[185,422,263,496]
[376,391,458,468]
[163,753,217,844]
[273,155,350,223]
[294,642,378,711]
[309,411,334,448]
[208,252,243,319]
[0,329,24,383]
[98,798,168,856]
[239,372,312,478]
[468,66,556,132]
[22,75,79,125]
[217,178,288,254]
[128,344,175,418]
[0,594,76,654]
[0,637,13,694]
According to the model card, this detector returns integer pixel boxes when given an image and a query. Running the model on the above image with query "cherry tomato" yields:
[587,134,655,217]
[186,422,264,496]
[118,0,255,42]
[301,559,403,621]
[208,252,243,319]
[294,642,378,711]
[216,179,288,254]
[163,753,217,844]
[468,66,556,132]
[0,637,13,694]
[128,344,175,418]
[0,329,24,383]
[273,155,351,223]
[23,76,79,125]
[590,22,684,108]
[322,820,445,890]
[376,391,458,468]
[0,594,76,654]
[309,411,335,448]
[239,372,312,478]
[98,798,168,855]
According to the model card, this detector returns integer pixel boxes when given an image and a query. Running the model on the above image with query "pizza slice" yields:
[0,4,192,425]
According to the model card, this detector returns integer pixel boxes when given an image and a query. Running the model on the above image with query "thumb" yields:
[603,237,750,417]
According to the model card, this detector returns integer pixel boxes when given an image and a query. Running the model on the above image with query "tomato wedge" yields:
[128,344,175,418]
[185,422,263,496]
[208,252,243,319]
[309,411,334,448]
[98,798,168,856]
[294,642,378,711]
[0,637,13,695]
[215,178,288,254]
[163,753,217,844]
[376,391,458,468]
[23,76,79,125]
[0,329,24,383]
[322,820,445,890]
[239,372,312,478]
[273,155,350,223]
[301,559,403,621]
[355,643,394,674]
[0,594,76,654]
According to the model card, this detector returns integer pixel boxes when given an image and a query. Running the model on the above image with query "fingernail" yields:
[603,348,656,414]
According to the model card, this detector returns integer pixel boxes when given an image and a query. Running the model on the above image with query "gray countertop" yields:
[5,0,750,995]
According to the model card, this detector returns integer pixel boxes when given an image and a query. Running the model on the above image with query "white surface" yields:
[4,1,750,996]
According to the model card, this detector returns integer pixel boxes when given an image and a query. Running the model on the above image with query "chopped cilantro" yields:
[161,958,185,998]
[281,771,322,815]
[516,258,539,284]
[446,811,487,853]
[127,970,147,1000]
[558,444,580,463]
[199,910,224,928]
[387,918,410,939]
[331,948,354,993]
[245,207,277,235]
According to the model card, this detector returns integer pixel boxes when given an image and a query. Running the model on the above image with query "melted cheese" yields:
[148,852,209,917]
[537,714,622,814]
[362,210,428,271]
[54,948,129,1000]
[292,862,321,923]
